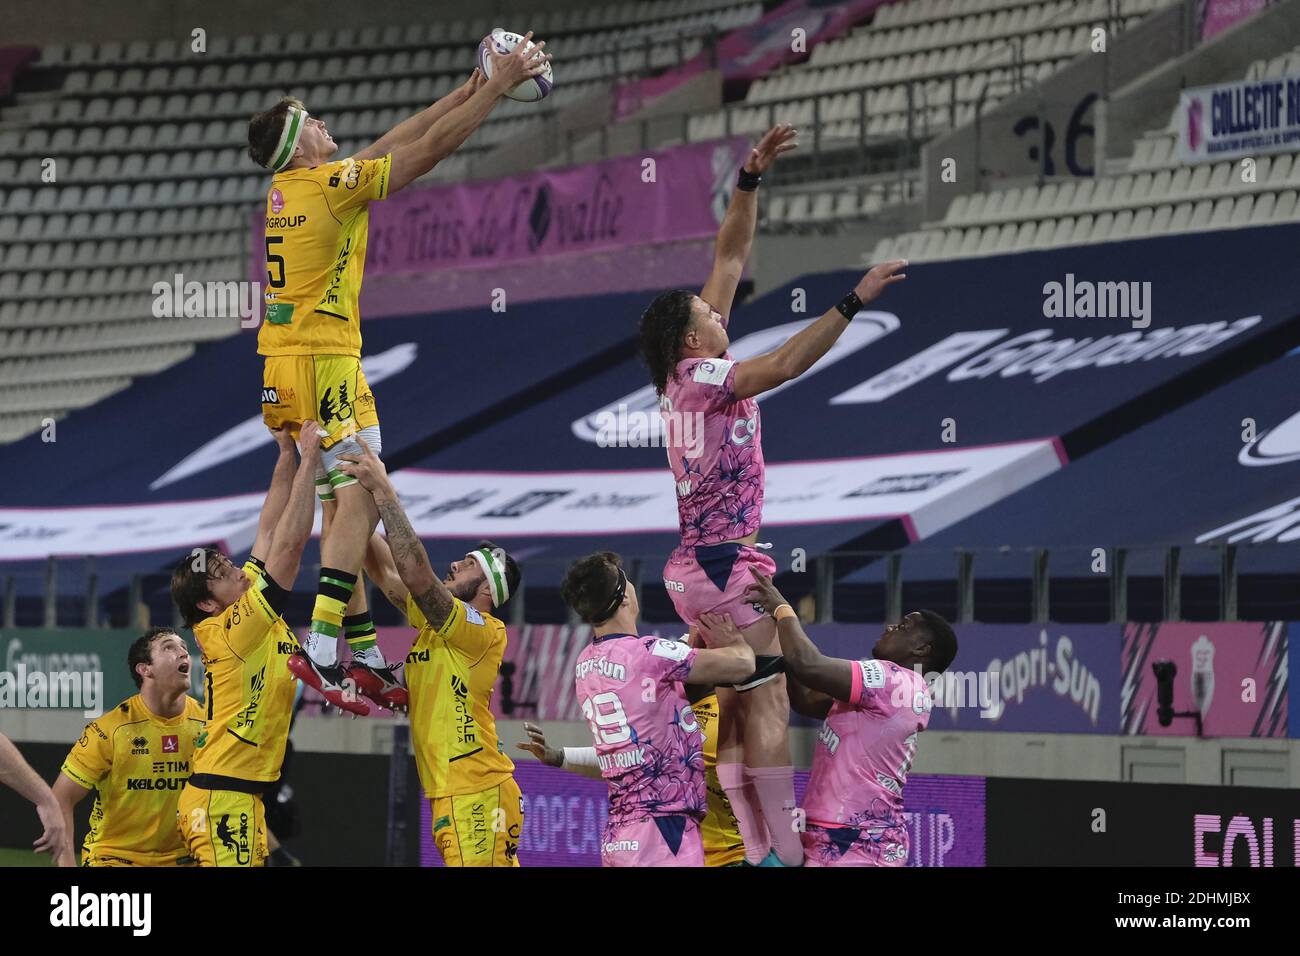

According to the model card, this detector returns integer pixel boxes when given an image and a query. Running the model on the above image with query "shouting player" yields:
[246,36,551,712]
[52,628,205,867]
[638,120,908,865]
[745,568,956,866]
[560,551,755,867]
[169,423,322,867]
[340,441,524,867]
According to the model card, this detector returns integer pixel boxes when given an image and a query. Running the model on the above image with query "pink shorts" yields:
[663,543,777,637]
[601,815,705,868]
[801,824,909,867]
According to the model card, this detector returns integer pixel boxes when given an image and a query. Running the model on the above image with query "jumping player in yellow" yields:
[338,440,523,867]
[51,628,204,867]
[168,423,322,867]
[245,36,551,715]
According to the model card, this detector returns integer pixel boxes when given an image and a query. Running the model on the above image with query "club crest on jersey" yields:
[693,359,733,386]
[269,188,285,214]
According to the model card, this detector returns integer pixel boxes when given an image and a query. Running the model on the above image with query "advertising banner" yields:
[988,777,1300,866]
[421,763,985,866]
[1176,74,1300,163]
[1121,622,1288,737]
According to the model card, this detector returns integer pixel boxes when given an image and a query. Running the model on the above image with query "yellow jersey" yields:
[191,558,301,785]
[405,594,516,798]
[691,692,747,867]
[61,694,206,865]
[257,154,391,358]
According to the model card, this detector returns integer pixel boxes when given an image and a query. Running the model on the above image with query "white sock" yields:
[351,644,386,668]
[304,631,338,667]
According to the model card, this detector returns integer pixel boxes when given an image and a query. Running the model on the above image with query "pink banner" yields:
[1121,622,1289,737]
[251,137,748,316]
[1199,0,1271,39]
[364,137,747,274]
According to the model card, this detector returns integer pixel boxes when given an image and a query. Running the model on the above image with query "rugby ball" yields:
[477,27,554,103]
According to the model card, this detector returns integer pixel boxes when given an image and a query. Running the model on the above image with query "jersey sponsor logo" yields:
[450,675,477,747]
[265,214,307,229]
[318,382,355,428]
[469,801,489,856]
[235,666,266,730]
[161,735,178,753]
[663,578,685,592]
[269,188,285,214]
[464,605,485,626]
[130,736,149,755]
[875,771,903,796]
[859,659,886,689]
[602,839,639,853]
[150,760,188,774]
[598,747,645,771]
[729,415,757,446]
[651,638,691,662]
[574,656,627,681]
[277,640,299,656]
[216,813,251,865]
[406,648,430,664]
[126,776,185,791]
[260,386,281,405]
[817,722,841,754]
[692,359,733,386]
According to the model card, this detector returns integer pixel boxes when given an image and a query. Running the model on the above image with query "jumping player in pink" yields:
[561,551,755,867]
[638,121,908,864]
[744,567,957,866]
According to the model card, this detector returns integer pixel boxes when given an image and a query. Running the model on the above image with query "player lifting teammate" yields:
[53,628,205,867]
[638,122,908,864]
[560,551,755,867]
[339,440,526,867]
[169,424,322,866]
[746,569,956,866]
[245,36,551,715]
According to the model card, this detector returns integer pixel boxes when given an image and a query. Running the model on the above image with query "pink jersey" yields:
[661,353,765,548]
[574,633,706,827]
[803,659,932,851]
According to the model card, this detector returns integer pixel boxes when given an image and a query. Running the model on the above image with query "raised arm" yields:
[743,569,853,702]
[51,773,91,867]
[353,69,483,162]
[700,124,797,324]
[387,34,551,194]
[732,259,907,401]
[251,427,300,563]
[0,733,67,858]
[337,439,456,631]
[516,722,604,781]
[260,420,323,590]
[364,531,410,614]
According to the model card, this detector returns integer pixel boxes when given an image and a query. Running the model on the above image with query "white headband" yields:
[268,105,307,172]
[469,547,511,607]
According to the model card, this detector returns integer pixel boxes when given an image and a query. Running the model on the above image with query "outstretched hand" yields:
[853,259,908,304]
[743,566,788,615]
[485,31,551,94]
[744,123,799,174]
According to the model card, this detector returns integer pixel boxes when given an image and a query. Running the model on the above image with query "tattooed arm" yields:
[337,439,456,631]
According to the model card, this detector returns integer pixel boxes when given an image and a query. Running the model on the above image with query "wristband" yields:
[737,168,762,191]
[773,604,797,622]
[562,746,600,769]
[835,290,863,321]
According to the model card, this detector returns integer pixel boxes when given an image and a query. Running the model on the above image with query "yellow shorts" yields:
[177,783,268,868]
[261,354,379,450]
[430,777,523,868]
[81,849,197,867]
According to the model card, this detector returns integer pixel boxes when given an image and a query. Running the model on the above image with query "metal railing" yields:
[2,541,1292,629]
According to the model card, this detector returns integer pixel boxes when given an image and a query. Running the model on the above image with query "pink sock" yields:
[718,762,770,864]
[748,766,803,866]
